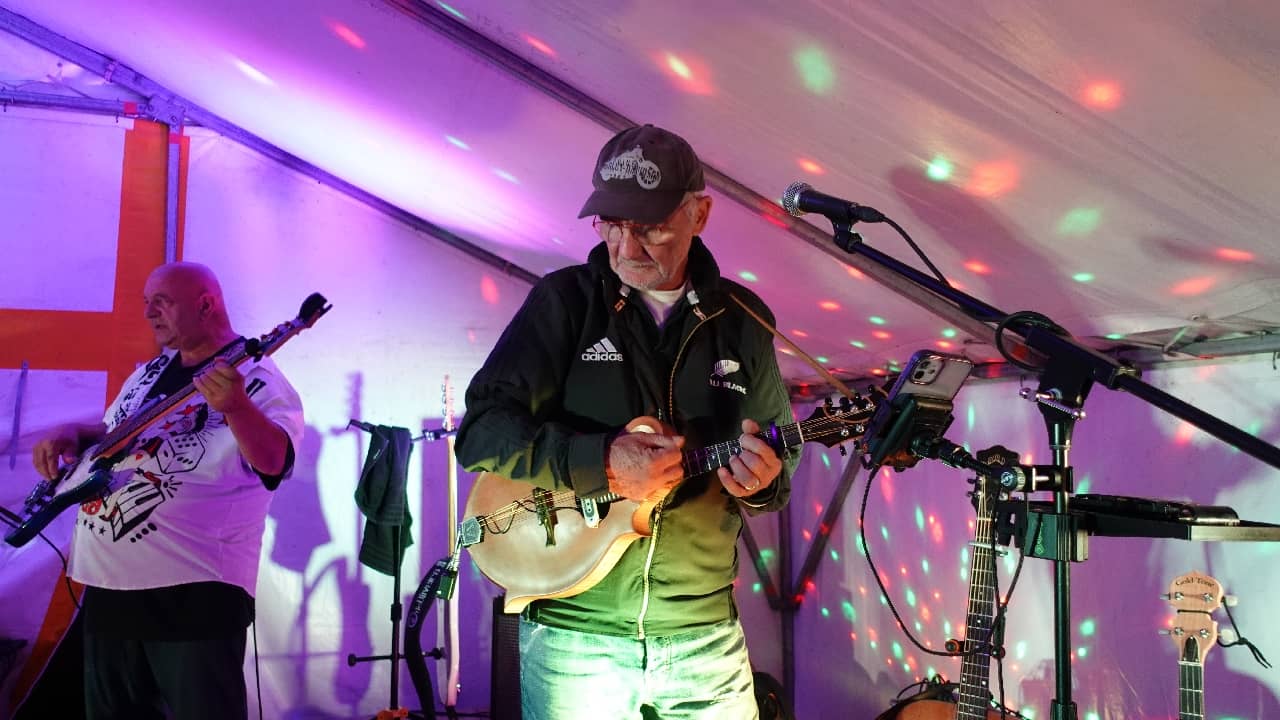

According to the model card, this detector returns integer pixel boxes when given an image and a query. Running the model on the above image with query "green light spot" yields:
[1079,618,1097,636]
[1015,640,1027,659]
[869,316,887,325]
[1076,475,1091,493]
[1246,421,1263,436]
[856,535,866,555]
[445,135,470,150]
[870,640,878,649]
[967,403,976,431]
[821,607,830,618]
[760,548,775,561]
[943,620,951,636]
[892,641,904,659]
[914,621,922,632]
[905,588,916,607]
[1078,646,1089,659]
[1056,207,1101,236]
[926,666,936,681]
[881,525,890,541]
[921,558,930,574]
[850,339,866,348]
[738,270,759,283]
[1084,713,1100,720]
[1072,272,1095,283]
[436,1,467,20]
[752,582,762,593]
[792,46,836,94]
[816,356,829,364]
[822,453,831,469]
[1104,332,1125,340]
[915,506,925,532]
[1022,709,1036,719]
[830,549,840,562]
[941,327,958,338]
[902,662,911,673]
[926,155,953,181]
[879,594,888,606]
[841,601,857,622]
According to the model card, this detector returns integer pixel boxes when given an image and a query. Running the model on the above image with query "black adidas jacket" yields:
[455,236,798,637]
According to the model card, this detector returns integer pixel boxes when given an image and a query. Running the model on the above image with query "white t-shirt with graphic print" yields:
[68,349,304,596]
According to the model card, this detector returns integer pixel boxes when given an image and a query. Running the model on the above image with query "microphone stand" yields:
[824,219,1280,720]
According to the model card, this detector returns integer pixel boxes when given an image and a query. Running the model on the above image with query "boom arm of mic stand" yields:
[831,225,1280,471]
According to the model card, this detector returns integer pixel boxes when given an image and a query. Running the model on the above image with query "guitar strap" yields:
[728,293,861,402]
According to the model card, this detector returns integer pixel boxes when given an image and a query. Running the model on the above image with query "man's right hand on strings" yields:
[605,431,685,501]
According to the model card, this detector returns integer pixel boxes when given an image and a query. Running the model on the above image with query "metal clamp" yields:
[1018,387,1086,420]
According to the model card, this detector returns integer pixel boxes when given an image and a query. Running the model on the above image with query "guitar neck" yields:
[957,484,999,720]
[682,423,804,477]
[98,340,255,457]
[1179,647,1204,720]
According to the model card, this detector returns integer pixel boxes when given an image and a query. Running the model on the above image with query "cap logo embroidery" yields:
[599,146,662,190]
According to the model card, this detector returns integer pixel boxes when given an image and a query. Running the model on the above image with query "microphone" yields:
[782,181,885,224]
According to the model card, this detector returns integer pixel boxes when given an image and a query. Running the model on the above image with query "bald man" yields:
[32,261,304,720]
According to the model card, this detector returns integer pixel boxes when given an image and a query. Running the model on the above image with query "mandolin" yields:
[461,396,874,613]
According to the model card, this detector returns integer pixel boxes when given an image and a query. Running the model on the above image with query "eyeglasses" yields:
[592,196,697,247]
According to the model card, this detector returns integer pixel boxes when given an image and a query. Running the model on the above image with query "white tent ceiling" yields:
[3,0,1279,392]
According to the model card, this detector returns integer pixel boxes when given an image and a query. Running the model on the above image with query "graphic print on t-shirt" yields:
[79,397,222,543]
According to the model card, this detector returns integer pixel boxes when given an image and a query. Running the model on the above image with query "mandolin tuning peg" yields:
[1223,594,1238,607]
[1220,628,1239,644]
[838,445,848,457]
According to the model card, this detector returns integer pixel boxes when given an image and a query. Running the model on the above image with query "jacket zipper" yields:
[634,306,725,639]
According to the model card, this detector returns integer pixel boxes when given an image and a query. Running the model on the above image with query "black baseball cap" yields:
[578,124,706,224]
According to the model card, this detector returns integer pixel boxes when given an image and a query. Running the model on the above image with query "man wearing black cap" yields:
[456,125,797,719]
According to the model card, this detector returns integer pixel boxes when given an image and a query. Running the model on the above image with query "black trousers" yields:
[83,628,248,720]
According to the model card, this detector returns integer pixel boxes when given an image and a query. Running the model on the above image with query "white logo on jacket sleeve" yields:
[581,337,624,362]
[709,358,747,395]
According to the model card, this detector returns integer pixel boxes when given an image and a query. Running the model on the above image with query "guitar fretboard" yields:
[592,409,865,504]
[1179,652,1204,719]
[957,482,999,720]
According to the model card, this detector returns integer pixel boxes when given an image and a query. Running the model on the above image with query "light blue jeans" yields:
[519,617,759,720]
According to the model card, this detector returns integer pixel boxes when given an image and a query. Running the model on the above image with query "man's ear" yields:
[691,195,713,234]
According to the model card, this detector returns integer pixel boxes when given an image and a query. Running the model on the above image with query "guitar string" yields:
[476,413,870,530]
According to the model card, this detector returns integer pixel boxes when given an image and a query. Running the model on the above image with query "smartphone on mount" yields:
[861,350,975,469]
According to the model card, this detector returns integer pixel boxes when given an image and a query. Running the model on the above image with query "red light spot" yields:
[871,368,886,376]
[480,276,500,305]
[759,211,789,228]
[327,20,367,50]
[523,33,557,57]
[1174,422,1197,445]
[802,529,812,541]
[872,330,892,340]
[966,162,1020,197]
[1215,247,1254,262]
[931,522,943,544]
[899,565,907,576]
[936,340,953,349]
[844,265,866,280]
[798,158,825,175]
[1082,81,1123,110]
[793,329,810,338]
[819,523,830,535]
[963,260,991,275]
[819,300,841,311]
[656,51,715,95]
[805,580,816,592]
[1170,275,1217,296]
